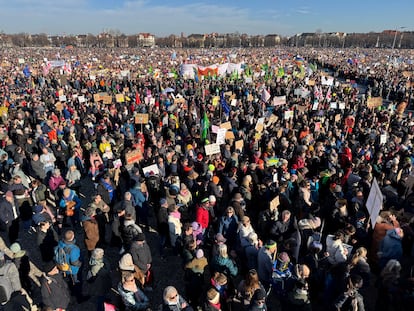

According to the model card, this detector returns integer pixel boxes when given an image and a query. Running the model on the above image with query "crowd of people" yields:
[0,46,414,311]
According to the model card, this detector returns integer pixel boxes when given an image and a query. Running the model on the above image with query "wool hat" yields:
[201,197,209,204]
[91,248,104,260]
[43,261,57,274]
[212,176,220,184]
[196,249,204,259]
[233,193,243,201]
[9,243,26,258]
[208,195,216,203]
[119,253,135,271]
[160,198,168,206]
[34,204,43,213]
[215,233,227,244]
[252,289,266,301]
[133,232,146,242]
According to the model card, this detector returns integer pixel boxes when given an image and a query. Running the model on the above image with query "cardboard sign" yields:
[174,97,186,105]
[335,114,341,122]
[307,79,315,86]
[255,117,265,132]
[115,94,125,103]
[135,113,149,124]
[125,149,143,165]
[225,131,235,140]
[235,139,244,151]
[247,94,253,102]
[380,134,387,145]
[220,122,232,130]
[102,95,112,104]
[93,94,101,102]
[55,102,63,111]
[59,95,67,102]
[230,99,237,106]
[367,97,382,109]
[403,71,412,78]
[270,196,280,211]
[205,143,221,156]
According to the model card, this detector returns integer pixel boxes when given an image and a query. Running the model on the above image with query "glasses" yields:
[169,294,178,300]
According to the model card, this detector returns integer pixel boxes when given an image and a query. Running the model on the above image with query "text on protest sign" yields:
[205,143,221,156]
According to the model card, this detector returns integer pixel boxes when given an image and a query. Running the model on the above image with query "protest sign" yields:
[135,113,149,124]
[205,143,221,156]
[366,178,383,228]
[78,95,85,103]
[115,94,125,103]
[142,164,160,177]
[234,139,244,151]
[225,131,235,140]
[59,95,67,102]
[273,96,286,106]
[125,149,143,165]
[220,122,232,130]
[284,110,294,120]
[216,128,227,145]
[367,97,382,109]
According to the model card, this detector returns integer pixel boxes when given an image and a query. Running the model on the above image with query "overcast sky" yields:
[0,0,412,36]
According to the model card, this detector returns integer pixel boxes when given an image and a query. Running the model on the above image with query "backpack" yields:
[54,245,71,272]
[0,262,15,304]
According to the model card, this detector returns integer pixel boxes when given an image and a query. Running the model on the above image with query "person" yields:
[333,274,365,311]
[326,231,349,266]
[211,243,238,277]
[56,230,82,283]
[130,233,152,289]
[118,271,150,311]
[0,250,22,305]
[0,191,20,243]
[9,243,31,294]
[121,214,143,252]
[119,253,146,288]
[375,259,404,311]
[248,288,267,311]
[162,286,193,311]
[195,198,210,236]
[59,188,83,226]
[284,279,312,311]
[244,232,262,270]
[184,248,208,307]
[88,194,110,246]
[218,207,239,249]
[40,261,71,311]
[257,240,277,290]
[203,288,221,311]
[378,227,404,269]
[168,204,183,250]
[349,247,371,289]
[82,208,100,256]
[236,269,266,310]
[157,198,170,258]
[37,221,59,262]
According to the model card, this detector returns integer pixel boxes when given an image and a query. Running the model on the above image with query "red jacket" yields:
[196,206,209,229]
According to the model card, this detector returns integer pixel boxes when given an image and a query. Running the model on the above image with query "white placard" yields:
[18,58,25,64]
[59,95,67,102]
[231,99,237,107]
[90,75,96,80]
[339,102,345,110]
[216,128,227,145]
[321,76,334,86]
[330,102,337,109]
[211,125,219,134]
[205,143,221,156]
[380,134,387,145]
[284,110,294,120]
[142,164,160,177]
[312,101,319,110]
[366,178,384,228]
[78,95,85,103]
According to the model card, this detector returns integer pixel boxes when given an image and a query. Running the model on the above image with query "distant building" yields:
[138,33,155,47]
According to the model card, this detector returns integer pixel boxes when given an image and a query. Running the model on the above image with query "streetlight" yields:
[392,26,405,49]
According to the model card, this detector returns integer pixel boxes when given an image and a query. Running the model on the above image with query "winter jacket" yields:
[379,228,403,268]
[168,214,182,246]
[40,273,71,310]
[0,197,19,225]
[257,247,274,286]
[56,239,82,275]
[211,255,238,277]
[130,241,152,273]
[326,235,348,265]
[117,282,149,310]
[82,217,100,251]
[196,206,209,229]
[122,220,143,247]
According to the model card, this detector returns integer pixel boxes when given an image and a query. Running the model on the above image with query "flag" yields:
[220,92,230,116]
[193,67,199,83]
[201,112,210,140]
[294,56,304,67]
[23,65,31,78]
[135,91,141,105]
[325,86,332,102]
[277,67,285,78]
[148,65,153,74]
[63,62,72,74]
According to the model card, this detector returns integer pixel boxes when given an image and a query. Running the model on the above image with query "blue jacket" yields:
[212,255,238,277]
[379,228,403,267]
[57,239,82,275]
[130,187,146,208]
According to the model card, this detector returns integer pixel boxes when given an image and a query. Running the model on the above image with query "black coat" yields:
[40,274,71,310]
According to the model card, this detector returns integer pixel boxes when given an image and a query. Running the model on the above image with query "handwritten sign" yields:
[367,97,382,109]
[135,113,149,124]
[125,149,143,165]
[115,94,125,103]
[235,139,244,151]
[220,122,232,130]
[205,143,221,156]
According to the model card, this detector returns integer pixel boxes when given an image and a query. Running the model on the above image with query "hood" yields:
[386,228,402,240]
[124,219,135,227]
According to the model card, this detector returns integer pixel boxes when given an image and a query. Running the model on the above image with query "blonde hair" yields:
[351,247,367,266]
[218,243,228,258]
